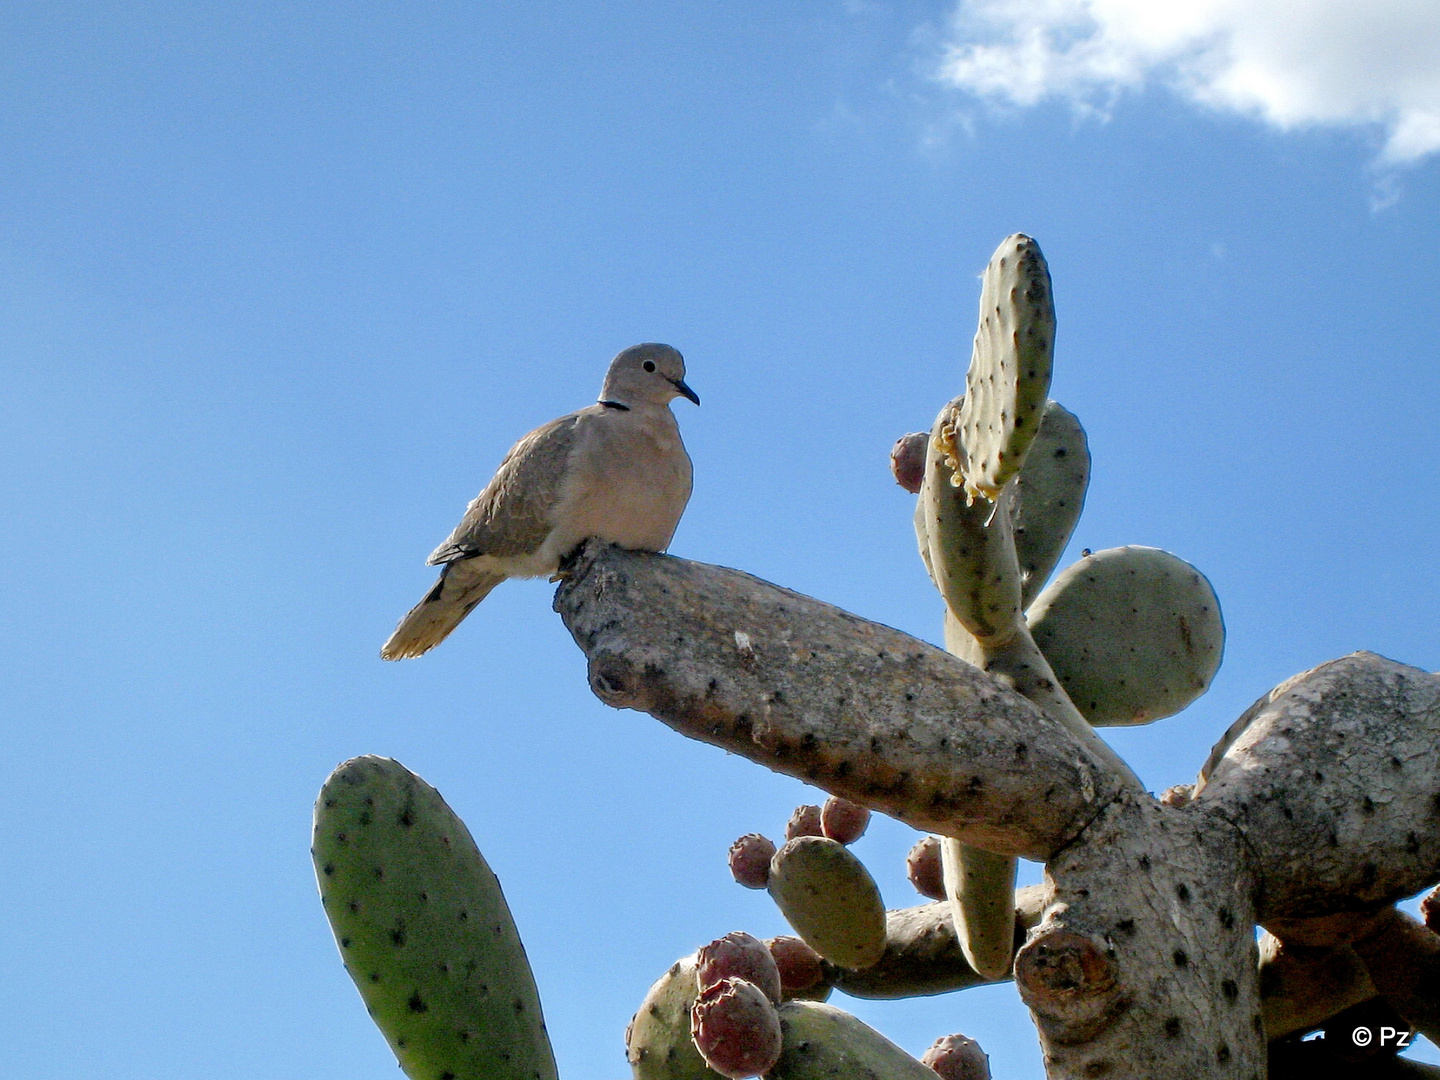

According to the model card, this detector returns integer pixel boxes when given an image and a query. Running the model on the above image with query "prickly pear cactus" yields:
[767,836,886,971]
[312,756,557,1080]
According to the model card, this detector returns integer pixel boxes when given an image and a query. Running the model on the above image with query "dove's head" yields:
[601,343,700,408]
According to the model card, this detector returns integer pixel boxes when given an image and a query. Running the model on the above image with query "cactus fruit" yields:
[906,836,947,901]
[766,937,829,1002]
[690,978,784,1079]
[1009,401,1090,610]
[768,1000,941,1080]
[728,834,776,890]
[921,1033,991,1080]
[954,233,1056,503]
[891,431,929,494]
[767,836,886,970]
[1026,545,1225,726]
[626,956,726,1080]
[311,756,558,1080]
[820,796,870,845]
[785,804,824,840]
[1422,886,1439,932]
[697,933,783,1005]
[941,838,1018,980]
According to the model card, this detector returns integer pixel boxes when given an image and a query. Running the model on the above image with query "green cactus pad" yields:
[625,955,726,1080]
[769,1000,938,1080]
[920,398,1023,646]
[955,233,1056,503]
[1010,401,1090,610]
[940,839,1018,981]
[1026,546,1225,727]
[312,756,558,1080]
[768,836,886,971]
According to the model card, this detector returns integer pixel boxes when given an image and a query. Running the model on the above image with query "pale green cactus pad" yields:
[768,836,886,970]
[1026,546,1225,727]
[954,233,1056,502]
[1010,401,1090,610]
[312,756,558,1080]
[941,838,1018,981]
[625,955,725,1080]
[920,398,1023,646]
[769,1000,939,1080]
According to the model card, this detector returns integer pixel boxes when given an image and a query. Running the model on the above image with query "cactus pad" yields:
[1027,546,1225,726]
[1009,401,1090,609]
[955,233,1056,502]
[767,836,886,970]
[626,956,726,1080]
[769,1001,940,1080]
[312,756,557,1080]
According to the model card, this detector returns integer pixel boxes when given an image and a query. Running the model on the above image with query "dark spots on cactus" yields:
[323,798,335,809]
[1175,883,1191,904]
[1115,919,1135,935]
[458,909,468,921]
[1361,862,1377,887]
[904,692,914,701]
[1172,949,1189,968]
[322,862,334,876]
[1407,832,1420,853]
[707,678,718,695]
[1281,804,1293,820]
[834,760,851,779]
[389,922,407,946]
[1362,795,1375,815]
[407,992,428,1013]
[1137,855,1150,871]
[1164,1017,1182,1038]
[399,807,415,828]
[348,901,360,915]
[1082,1062,1112,1078]
[1327,831,1339,847]
[1015,742,1028,760]
[369,972,381,982]
[1222,979,1239,1001]
[358,810,372,826]
[1314,770,1324,783]
[1218,908,1234,929]
[1216,1043,1231,1064]
[339,936,350,948]
[513,998,526,1014]
[440,1073,456,1080]
[335,831,348,844]
[1253,1013,1264,1033]
[870,736,882,752]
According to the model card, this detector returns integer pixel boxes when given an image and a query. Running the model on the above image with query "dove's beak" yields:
[669,378,700,406]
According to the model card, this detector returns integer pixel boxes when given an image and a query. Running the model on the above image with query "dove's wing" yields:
[427,411,586,565]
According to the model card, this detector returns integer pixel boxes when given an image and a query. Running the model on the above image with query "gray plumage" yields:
[381,343,698,660]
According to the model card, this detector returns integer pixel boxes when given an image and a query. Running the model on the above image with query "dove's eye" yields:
[642,360,656,373]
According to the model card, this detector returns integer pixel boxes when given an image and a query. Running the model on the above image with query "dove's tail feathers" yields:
[380,563,507,660]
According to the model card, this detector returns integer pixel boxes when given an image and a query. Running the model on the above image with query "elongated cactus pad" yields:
[956,233,1056,502]
[768,836,886,970]
[921,398,1023,646]
[941,838,1018,981]
[769,1000,939,1080]
[626,955,726,1080]
[1027,546,1225,726]
[312,756,558,1080]
[1010,401,1090,610]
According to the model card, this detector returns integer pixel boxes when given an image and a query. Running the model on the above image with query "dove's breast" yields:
[540,404,693,564]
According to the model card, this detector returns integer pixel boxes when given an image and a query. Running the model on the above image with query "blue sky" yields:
[2,3,1437,1078]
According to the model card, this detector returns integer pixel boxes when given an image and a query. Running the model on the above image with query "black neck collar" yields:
[597,399,631,411]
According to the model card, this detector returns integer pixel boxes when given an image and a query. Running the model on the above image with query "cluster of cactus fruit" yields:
[313,234,1440,1078]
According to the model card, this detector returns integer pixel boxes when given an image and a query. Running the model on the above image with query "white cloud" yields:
[936,0,1440,163]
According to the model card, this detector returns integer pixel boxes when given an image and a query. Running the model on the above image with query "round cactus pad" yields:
[957,234,1056,502]
[768,836,886,971]
[1027,546,1225,727]
[625,955,727,1080]
[312,756,558,1080]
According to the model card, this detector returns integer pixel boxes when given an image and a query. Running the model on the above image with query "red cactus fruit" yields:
[921,1033,991,1080]
[1422,885,1440,933]
[785,804,824,841]
[697,932,782,1004]
[766,935,826,997]
[690,977,783,1079]
[891,431,929,494]
[728,833,776,890]
[906,835,947,901]
[820,796,871,845]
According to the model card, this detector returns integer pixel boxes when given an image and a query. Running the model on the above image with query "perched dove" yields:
[380,343,699,660]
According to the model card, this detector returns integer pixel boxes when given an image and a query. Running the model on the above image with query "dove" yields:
[381,343,698,660]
